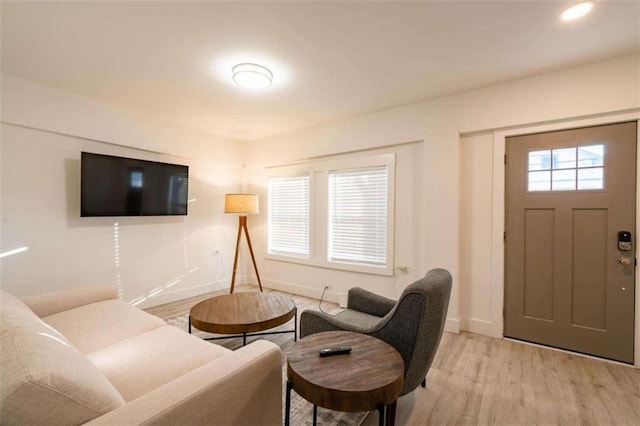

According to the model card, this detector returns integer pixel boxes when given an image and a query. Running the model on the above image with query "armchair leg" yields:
[421,378,426,388]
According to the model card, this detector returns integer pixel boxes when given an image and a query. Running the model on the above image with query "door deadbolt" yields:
[618,256,633,266]
[617,231,632,251]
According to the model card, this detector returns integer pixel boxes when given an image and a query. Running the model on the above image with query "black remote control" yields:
[318,346,352,357]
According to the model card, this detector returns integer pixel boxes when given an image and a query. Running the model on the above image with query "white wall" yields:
[1,75,245,308]
[459,132,495,335]
[245,54,640,334]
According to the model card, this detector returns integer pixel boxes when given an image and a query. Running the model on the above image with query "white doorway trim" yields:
[491,110,640,368]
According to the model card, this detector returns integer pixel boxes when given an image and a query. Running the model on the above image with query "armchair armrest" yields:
[347,287,396,317]
[85,340,283,426]
[22,285,119,318]
[300,309,377,338]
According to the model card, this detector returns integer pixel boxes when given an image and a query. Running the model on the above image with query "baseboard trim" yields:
[263,278,344,305]
[134,280,229,309]
[445,318,460,334]
[459,318,501,338]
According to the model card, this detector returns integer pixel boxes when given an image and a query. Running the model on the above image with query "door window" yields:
[527,144,604,192]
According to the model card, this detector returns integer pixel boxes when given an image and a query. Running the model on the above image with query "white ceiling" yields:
[2,1,639,141]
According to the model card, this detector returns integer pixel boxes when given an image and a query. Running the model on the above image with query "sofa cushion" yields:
[87,325,232,402]
[1,296,126,425]
[43,299,166,353]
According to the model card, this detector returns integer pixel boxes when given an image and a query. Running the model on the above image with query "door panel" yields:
[524,209,555,321]
[505,121,637,363]
[572,209,607,330]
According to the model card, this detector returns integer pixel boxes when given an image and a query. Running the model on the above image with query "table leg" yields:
[377,404,385,426]
[188,315,191,334]
[294,307,298,342]
[243,332,247,346]
[313,404,318,426]
[284,381,292,426]
[387,400,397,426]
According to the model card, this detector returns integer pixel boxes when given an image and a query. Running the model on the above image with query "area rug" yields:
[165,314,368,425]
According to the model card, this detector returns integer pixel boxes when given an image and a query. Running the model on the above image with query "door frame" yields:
[490,111,640,367]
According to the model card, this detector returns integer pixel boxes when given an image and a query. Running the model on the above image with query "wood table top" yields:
[287,331,404,412]
[189,292,296,334]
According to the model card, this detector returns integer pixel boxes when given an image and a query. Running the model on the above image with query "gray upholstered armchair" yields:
[300,268,452,396]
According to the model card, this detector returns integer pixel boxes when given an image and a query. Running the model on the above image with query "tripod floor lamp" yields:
[225,193,262,293]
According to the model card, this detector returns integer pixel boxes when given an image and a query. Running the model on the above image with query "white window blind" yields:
[328,166,388,267]
[268,175,310,258]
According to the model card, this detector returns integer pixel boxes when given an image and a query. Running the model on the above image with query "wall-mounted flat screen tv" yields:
[81,152,189,217]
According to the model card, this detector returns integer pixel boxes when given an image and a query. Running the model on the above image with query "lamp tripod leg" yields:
[242,221,263,292]
[229,218,243,293]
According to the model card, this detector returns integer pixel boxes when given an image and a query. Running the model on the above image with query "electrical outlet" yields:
[395,266,411,275]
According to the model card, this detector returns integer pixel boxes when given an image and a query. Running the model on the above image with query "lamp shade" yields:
[225,193,259,214]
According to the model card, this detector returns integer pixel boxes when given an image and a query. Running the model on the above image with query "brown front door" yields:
[505,121,637,363]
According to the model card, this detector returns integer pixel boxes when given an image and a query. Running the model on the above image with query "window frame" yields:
[265,153,395,276]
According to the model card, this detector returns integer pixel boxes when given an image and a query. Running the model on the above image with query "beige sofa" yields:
[0,285,283,425]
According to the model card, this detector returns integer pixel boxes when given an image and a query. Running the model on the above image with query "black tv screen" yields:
[81,152,189,217]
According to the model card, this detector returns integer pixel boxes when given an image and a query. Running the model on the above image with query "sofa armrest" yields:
[22,285,119,318]
[347,287,396,317]
[84,340,283,426]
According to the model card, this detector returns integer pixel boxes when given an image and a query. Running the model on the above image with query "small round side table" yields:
[286,330,404,426]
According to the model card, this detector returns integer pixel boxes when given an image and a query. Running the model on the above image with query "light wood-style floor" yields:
[146,287,640,426]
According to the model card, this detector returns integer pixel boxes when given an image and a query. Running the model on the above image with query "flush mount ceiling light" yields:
[232,63,273,90]
[561,1,596,21]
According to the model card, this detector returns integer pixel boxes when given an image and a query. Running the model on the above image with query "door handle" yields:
[618,256,633,266]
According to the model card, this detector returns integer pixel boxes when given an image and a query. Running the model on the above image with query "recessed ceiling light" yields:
[561,1,595,21]
[232,63,273,90]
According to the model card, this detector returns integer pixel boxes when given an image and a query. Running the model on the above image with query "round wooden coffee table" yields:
[189,292,297,345]
[286,330,404,426]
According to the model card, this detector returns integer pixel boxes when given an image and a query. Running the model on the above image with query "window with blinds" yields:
[265,153,394,275]
[328,166,388,267]
[267,175,310,258]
